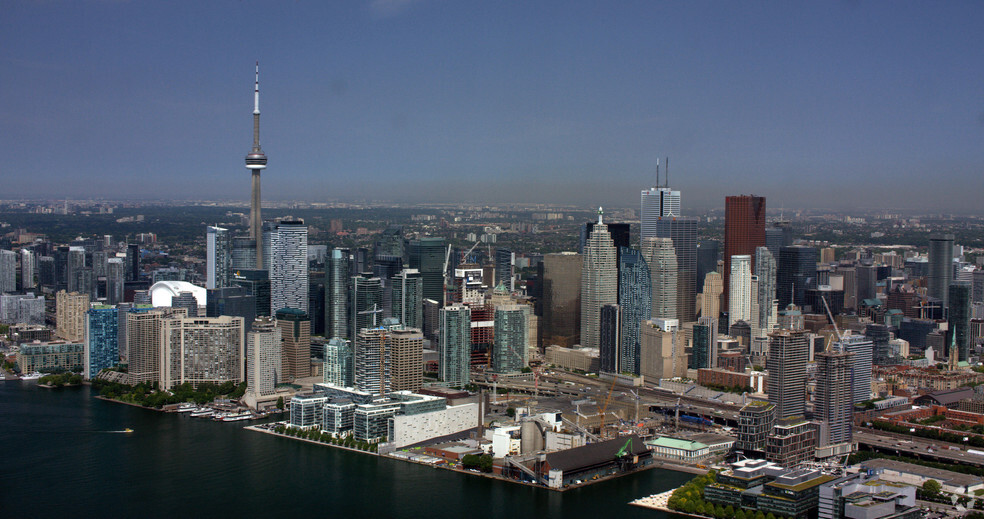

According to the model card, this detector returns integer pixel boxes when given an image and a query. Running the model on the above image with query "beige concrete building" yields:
[701,272,722,319]
[389,327,423,392]
[162,315,244,389]
[640,319,686,382]
[275,308,310,382]
[126,307,188,386]
[56,290,90,342]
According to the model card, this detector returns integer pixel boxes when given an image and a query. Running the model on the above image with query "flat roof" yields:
[860,458,983,488]
[648,437,708,451]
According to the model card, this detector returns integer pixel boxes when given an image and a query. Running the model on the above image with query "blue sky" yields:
[3,1,983,212]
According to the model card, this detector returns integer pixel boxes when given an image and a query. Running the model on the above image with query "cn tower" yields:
[245,62,267,269]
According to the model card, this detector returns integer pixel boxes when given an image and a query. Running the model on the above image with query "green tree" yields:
[923,479,942,496]
[506,407,516,418]
[479,454,494,473]
[276,396,285,410]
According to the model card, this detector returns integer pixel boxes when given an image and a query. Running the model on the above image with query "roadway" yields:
[853,429,984,468]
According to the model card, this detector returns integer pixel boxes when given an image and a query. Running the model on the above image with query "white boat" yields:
[176,403,197,413]
[220,412,254,422]
[189,408,214,417]
[20,372,42,381]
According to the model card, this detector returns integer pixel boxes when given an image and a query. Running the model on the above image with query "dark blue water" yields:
[0,382,690,518]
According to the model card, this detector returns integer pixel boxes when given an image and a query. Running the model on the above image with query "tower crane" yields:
[598,377,619,437]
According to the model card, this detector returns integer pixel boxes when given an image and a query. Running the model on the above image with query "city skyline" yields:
[3,2,984,211]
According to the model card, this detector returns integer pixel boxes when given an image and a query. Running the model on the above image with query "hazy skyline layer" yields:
[3,2,983,212]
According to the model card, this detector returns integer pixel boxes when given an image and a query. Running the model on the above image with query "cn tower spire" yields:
[246,61,268,270]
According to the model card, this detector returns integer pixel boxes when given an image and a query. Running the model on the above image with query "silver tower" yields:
[245,62,268,269]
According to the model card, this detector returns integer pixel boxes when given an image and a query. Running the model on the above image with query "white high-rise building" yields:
[640,187,681,240]
[729,255,753,328]
[206,225,230,289]
[268,219,308,314]
[246,316,281,402]
[580,208,618,349]
[20,249,35,291]
[0,250,16,293]
[642,237,678,320]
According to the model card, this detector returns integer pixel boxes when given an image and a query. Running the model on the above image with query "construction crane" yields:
[597,377,619,437]
[462,240,481,263]
[820,295,843,346]
[628,389,641,423]
[358,304,384,328]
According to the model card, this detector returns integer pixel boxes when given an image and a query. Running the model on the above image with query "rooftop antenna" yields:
[597,206,604,225]
[665,157,669,188]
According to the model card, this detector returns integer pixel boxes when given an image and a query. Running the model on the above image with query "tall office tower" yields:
[492,304,528,373]
[766,329,808,420]
[973,270,984,303]
[126,307,188,386]
[373,254,403,318]
[815,350,855,447]
[92,250,109,280]
[56,290,90,342]
[656,217,699,323]
[777,245,818,309]
[230,237,256,270]
[19,249,34,291]
[928,233,955,309]
[268,219,308,314]
[323,337,354,387]
[84,305,119,379]
[701,272,723,319]
[832,335,873,404]
[66,246,85,293]
[53,246,69,287]
[949,282,971,361]
[696,239,720,292]
[580,209,618,349]
[326,248,350,339]
[765,222,792,260]
[125,243,140,282]
[618,247,651,374]
[855,263,877,303]
[580,222,630,280]
[355,327,391,395]
[350,274,383,339]
[640,168,681,239]
[206,286,256,329]
[641,237,678,320]
[495,248,515,291]
[389,327,423,392]
[161,315,244,389]
[439,304,471,386]
[599,303,621,373]
[0,250,15,293]
[408,237,446,304]
[729,255,753,328]
[639,319,686,381]
[391,269,423,329]
[206,226,231,289]
[231,269,270,318]
[308,274,326,336]
[38,256,55,287]
[374,225,404,259]
[245,63,268,269]
[755,247,777,335]
[723,195,766,310]
[865,324,896,366]
[691,316,718,370]
[275,308,310,382]
[540,252,581,348]
[105,258,124,305]
[246,316,282,402]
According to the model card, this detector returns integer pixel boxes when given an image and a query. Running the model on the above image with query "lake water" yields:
[0,381,691,517]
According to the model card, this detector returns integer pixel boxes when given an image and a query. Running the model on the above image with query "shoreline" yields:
[246,422,691,493]
[630,489,709,518]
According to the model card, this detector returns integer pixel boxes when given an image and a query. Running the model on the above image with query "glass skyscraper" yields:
[777,245,818,309]
[84,305,119,379]
[492,305,528,373]
[391,269,423,330]
[618,247,650,375]
[439,304,471,386]
[206,225,231,289]
[655,217,698,323]
[324,337,354,387]
[327,248,350,340]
